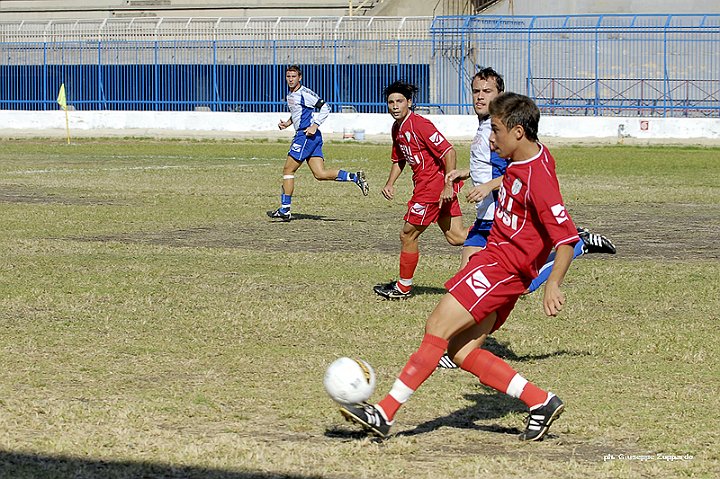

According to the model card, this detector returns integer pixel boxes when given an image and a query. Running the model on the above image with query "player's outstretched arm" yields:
[542,244,574,317]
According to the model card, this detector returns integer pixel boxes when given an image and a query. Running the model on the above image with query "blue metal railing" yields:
[0,14,718,116]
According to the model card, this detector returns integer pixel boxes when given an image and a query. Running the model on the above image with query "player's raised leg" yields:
[307,156,369,195]
[525,226,616,293]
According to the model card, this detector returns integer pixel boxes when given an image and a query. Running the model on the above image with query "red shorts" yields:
[404,197,462,226]
[444,253,528,333]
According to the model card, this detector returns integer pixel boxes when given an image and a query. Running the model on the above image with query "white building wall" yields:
[1,111,717,143]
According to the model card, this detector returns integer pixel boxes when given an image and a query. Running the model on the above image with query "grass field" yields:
[0,137,718,479]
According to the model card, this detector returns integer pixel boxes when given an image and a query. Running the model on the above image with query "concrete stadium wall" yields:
[373,0,720,16]
[1,111,718,144]
[481,0,720,15]
[0,0,368,21]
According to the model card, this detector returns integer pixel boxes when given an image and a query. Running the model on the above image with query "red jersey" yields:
[485,144,579,279]
[391,111,458,202]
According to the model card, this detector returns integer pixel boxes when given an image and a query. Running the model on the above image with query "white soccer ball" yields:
[323,357,376,405]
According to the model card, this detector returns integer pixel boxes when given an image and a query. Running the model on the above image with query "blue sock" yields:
[527,239,586,293]
[280,193,291,213]
[336,170,356,182]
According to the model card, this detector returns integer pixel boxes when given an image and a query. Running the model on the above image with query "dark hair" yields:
[383,80,419,102]
[472,67,505,93]
[489,92,540,142]
[286,65,302,76]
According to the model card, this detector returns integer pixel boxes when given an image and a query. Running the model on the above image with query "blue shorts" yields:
[464,219,494,248]
[288,130,324,162]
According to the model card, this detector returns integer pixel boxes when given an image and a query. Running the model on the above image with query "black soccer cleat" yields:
[437,353,459,369]
[355,170,369,196]
[339,403,392,439]
[519,393,565,442]
[373,281,412,300]
[578,227,616,255]
[267,208,291,222]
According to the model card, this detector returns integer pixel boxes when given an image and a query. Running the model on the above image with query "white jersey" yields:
[469,118,495,221]
[469,116,509,222]
[286,85,330,131]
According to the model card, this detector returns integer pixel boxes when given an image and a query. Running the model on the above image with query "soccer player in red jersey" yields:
[341,92,577,441]
[373,81,467,299]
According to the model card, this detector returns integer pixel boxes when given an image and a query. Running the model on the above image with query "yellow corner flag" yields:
[57,83,67,110]
[57,83,70,144]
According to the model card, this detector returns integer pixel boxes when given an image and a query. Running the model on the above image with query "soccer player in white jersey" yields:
[267,65,368,222]
[340,93,577,442]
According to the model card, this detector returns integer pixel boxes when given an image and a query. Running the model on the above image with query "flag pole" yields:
[64,108,70,145]
[57,83,71,144]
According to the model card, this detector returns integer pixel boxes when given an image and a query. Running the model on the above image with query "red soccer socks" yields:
[461,348,549,408]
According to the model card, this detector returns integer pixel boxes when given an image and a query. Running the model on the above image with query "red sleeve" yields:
[529,155,578,249]
[416,116,453,160]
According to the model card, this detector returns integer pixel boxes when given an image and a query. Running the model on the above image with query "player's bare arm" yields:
[445,168,470,184]
[382,162,404,200]
[439,148,457,206]
[278,117,291,130]
[542,243,575,317]
[466,176,503,203]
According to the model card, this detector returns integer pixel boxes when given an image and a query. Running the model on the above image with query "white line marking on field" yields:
[7,162,272,175]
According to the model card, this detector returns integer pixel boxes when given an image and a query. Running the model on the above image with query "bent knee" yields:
[312,171,335,181]
[445,232,466,246]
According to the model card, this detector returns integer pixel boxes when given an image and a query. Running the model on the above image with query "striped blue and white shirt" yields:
[286,85,330,131]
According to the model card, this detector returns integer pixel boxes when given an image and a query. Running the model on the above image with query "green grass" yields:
[0,138,718,478]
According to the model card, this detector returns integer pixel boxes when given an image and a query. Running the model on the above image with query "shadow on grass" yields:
[407,285,447,297]
[0,450,329,479]
[483,337,591,362]
[396,391,526,438]
[269,213,343,222]
[325,391,525,441]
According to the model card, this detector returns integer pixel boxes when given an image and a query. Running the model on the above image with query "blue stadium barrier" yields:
[0,14,718,116]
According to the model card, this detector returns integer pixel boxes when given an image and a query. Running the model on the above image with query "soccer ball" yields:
[323,357,376,405]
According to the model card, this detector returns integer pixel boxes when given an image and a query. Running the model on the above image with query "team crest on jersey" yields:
[404,131,412,142]
[410,203,426,216]
[429,132,445,146]
[465,269,491,297]
[551,204,569,224]
[511,178,522,195]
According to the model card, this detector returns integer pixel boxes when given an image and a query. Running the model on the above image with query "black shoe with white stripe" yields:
[519,393,565,441]
[578,227,616,254]
[373,281,412,300]
[354,170,369,196]
[267,208,291,222]
[339,403,392,438]
[437,353,459,369]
